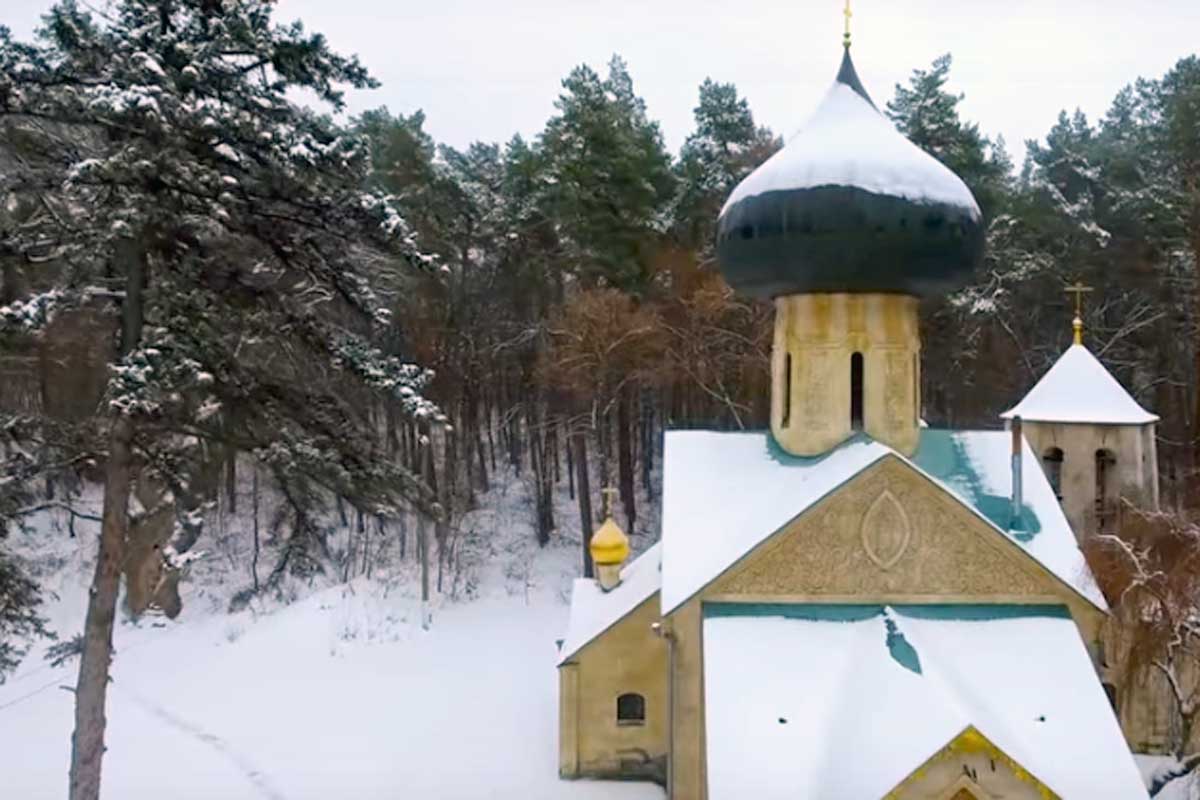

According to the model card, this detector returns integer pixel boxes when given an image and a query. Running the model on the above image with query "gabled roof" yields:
[660,429,1105,614]
[1002,344,1158,425]
[556,542,660,666]
[702,604,1145,800]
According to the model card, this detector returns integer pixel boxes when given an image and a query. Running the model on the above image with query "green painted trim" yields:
[911,429,1043,539]
[702,602,1071,623]
[704,602,882,622]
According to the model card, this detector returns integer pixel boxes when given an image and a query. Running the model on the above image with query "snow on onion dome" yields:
[717,48,984,298]
[1001,344,1158,425]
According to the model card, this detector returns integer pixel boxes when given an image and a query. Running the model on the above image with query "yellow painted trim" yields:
[884,725,1060,800]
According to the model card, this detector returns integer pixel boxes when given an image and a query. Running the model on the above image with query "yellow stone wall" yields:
[558,594,669,782]
[886,727,1058,799]
[772,293,921,457]
[663,457,1104,799]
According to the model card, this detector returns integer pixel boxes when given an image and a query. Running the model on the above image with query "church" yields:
[556,26,1154,800]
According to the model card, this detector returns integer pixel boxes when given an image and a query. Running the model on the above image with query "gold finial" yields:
[1064,281,1093,345]
[600,486,619,519]
[843,0,853,48]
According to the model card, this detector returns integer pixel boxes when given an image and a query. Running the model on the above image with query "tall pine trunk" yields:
[573,429,594,578]
[617,387,636,533]
[69,416,134,800]
[69,238,144,800]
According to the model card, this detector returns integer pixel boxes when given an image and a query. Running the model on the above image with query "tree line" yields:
[0,2,1198,796]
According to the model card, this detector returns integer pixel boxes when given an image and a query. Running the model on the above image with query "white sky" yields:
[7,0,1200,165]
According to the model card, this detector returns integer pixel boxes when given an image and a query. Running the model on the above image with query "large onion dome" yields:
[716,49,984,298]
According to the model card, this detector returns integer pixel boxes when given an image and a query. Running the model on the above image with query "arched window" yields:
[782,353,792,429]
[850,352,864,431]
[1096,449,1117,531]
[1043,447,1064,500]
[616,693,645,726]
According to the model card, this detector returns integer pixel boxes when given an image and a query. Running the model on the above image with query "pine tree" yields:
[887,54,1011,220]
[672,78,778,258]
[540,56,675,294]
[0,3,442,797]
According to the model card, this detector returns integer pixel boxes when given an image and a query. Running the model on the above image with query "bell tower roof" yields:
[1001,344,1157,425]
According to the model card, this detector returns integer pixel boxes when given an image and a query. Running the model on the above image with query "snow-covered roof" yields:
[660,429,1105,614]
[556,543,661,666]
[1002,343,1158,425]
[719,80,980,218]
[703,605,1145,800]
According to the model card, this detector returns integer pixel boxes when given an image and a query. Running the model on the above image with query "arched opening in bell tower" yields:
[782,353,792,429]
[1095,448,1118,532]
[850,352,864,431]
[1043,447,1064,500]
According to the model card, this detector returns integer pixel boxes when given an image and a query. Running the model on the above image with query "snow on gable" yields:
[912,429,1106,610]
[720,82,981,217]
[1002,344,1157,425]
[557,542,662,666]
[660,432,890,614]
[703,605,1145,800]
[661,429,1105,615]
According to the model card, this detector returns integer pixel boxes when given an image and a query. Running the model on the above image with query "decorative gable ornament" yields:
[860,489,912,570]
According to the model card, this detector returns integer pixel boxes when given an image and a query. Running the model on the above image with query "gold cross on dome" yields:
[843,0,853,48]
[1065,281,1093,345]
[600,486,619,518]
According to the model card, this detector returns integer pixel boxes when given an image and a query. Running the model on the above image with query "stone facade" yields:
[557,594,668,783]
[555,456,1100,799]
[772,293,921,457]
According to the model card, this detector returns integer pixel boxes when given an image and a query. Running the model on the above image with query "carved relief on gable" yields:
[712,458,1050,599]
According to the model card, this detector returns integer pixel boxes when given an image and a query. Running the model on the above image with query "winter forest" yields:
[2,1,1200,799]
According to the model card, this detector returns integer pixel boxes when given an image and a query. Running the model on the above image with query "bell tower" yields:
[716,40,984,457]
[1002,286,1159,537]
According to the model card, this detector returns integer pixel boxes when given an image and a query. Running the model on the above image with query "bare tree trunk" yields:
[566,418,576,500]
[68,416,133,800]
[641,390,654,496]
[418,510,430,629]
[224,448,237,514]
[617,387,636,533]
[251,468,260,593]
[573,430,594,578]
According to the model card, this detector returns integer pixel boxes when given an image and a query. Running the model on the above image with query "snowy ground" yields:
[0,474,664,800]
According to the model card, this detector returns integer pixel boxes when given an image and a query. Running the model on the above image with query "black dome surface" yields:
[717,50,984,298]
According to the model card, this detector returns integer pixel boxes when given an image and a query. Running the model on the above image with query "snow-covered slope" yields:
[0,476,662,800]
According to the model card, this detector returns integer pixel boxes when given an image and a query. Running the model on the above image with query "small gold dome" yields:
[589,517,630,566]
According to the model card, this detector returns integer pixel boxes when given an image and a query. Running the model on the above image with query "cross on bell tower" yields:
[1065,281,1094,345]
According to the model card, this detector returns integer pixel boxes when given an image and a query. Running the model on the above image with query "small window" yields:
[782,353,792,429]
[616,693,645,726]
[1043,447,1064,501]
[850,352,864,431]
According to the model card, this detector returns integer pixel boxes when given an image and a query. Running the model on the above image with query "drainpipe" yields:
[1011,416,1024,528]
[652,621,675,798]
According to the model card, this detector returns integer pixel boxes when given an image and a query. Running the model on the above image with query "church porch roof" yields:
[702,604,1145,800]
[556,542,661,666]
